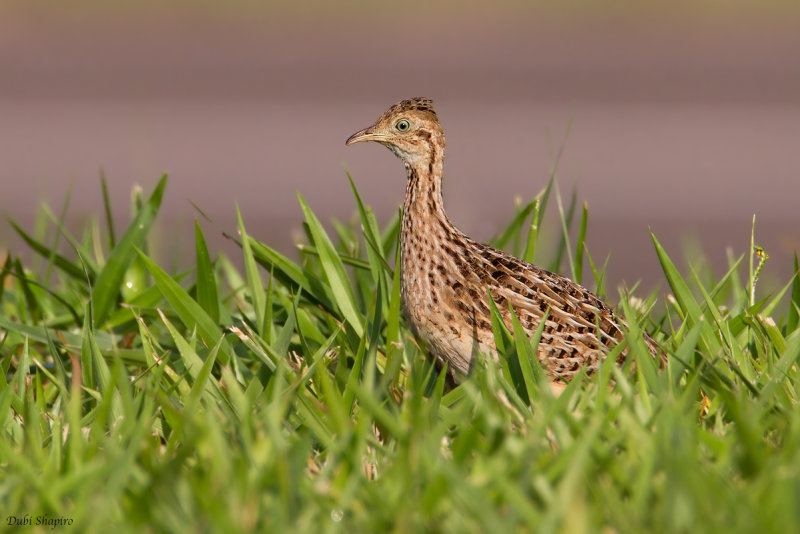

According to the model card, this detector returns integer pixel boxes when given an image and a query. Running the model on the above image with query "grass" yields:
[2,174,800,533]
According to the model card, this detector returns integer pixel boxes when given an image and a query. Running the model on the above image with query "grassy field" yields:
[2,175,800,533]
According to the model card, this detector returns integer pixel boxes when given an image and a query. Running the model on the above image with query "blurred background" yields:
[2,0,799,292]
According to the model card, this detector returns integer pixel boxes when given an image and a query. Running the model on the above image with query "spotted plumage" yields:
[346,97,662,384]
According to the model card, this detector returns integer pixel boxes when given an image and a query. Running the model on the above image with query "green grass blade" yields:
[4,268,81,326]
[91,175,167,327]
[159,309,227,408]
[194,220,220,324]
[574,201,588,284]
[522,198,541,263]
[13,258,41,323]
[748,215,756,306]
[100,170,116,249]
[296,245,373,271]
[349,172,394,279]
[80,309,115,415]
[491,198,536,252]
[650,232,702,322]
[243,236,336,311]
[7,218,91,282]
[380,209,401,257]
[236,207,266,334]
[788,254,800,334]
[762,275,795,318]
[104,270,189,329]
[298,194,364,337]
[486,288,512,355]
[651,231,719,354]
[44,185,73,288]
[382,251,405,386]
[0,253,10,304]
[551,186,577,279]
[42,204,102,274]
[510,305,549,403]
[136,247,232,364]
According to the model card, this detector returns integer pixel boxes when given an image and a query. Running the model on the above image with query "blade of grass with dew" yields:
[104,270,190,330]
[91,174,167,327]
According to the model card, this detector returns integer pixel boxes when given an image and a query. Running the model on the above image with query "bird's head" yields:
[346,97,444,167]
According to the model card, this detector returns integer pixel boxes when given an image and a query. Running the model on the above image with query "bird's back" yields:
[401,222,659,381]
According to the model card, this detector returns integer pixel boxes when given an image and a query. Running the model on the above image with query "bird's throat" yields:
[402,147,448,227]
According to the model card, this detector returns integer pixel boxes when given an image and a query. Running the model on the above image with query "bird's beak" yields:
[345,125,382,146]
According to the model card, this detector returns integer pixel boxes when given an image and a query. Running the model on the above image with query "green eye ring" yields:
[395,119,412,132]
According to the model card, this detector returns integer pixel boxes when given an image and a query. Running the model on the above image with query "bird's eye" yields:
[395,119,411,132]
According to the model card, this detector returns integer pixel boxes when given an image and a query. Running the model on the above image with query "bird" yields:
[346,97,661,386]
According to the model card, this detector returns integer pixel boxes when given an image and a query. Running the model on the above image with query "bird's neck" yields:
[401,142,451,232]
